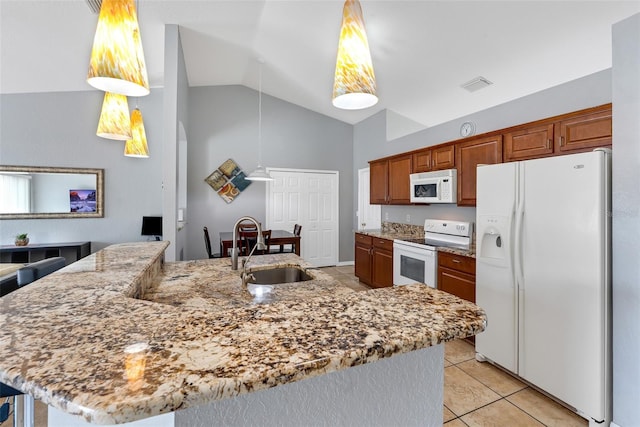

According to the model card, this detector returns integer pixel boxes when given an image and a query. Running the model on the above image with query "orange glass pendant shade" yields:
[97,92,131,140]
[332,0,377,110]
[124,108,150,158]
[87,0,150,97]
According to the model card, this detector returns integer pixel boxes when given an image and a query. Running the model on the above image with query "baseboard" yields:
[336,261,354,267]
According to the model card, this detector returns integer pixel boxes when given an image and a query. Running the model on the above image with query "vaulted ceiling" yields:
[1,1,638,126]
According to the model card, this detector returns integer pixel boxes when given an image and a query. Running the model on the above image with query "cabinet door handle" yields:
[452,259,461,263]
[546,139,551,149]
[559,136,565,147]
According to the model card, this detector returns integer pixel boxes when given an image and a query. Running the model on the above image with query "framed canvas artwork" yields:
[205,159,251,203]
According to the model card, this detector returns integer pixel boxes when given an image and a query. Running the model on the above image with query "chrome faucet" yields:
[240,243,261,288]
[231,216,266,270]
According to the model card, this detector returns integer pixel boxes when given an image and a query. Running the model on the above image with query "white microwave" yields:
[409,169,457,203]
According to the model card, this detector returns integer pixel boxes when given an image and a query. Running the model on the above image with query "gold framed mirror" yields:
[0,166,104,219]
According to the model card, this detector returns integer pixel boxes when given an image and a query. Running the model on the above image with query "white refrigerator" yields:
[475,149,611,425]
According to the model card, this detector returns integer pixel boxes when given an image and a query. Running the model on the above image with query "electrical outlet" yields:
[385,212,389,220]
[406,214,411,223]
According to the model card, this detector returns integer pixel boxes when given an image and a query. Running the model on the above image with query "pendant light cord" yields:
[258,60,263,167]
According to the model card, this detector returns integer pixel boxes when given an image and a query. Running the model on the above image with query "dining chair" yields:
[238,222,259,232]
[240,230,271,255]
[271,224,302,253]
[203,227,216,259]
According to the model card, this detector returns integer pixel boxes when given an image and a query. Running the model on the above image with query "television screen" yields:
[69,190,97,213]
[141,216,162,237]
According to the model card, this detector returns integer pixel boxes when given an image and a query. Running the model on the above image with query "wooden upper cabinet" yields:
[368,104,611,206]
[388,154,412,204]
[369,154,412,204]
[456,135,503,206]
[432,145,455,170]
[412,149,432,173]
[504,123,554,162]
[369,159,388,204]
[556,109,612,153]
[412,145,455,173]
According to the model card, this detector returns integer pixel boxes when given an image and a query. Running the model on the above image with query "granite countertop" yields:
[0,242,485,425]
[356,229,476,258]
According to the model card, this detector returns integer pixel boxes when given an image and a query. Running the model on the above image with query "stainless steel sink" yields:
[246,266,313,285]
[244,266,315,303]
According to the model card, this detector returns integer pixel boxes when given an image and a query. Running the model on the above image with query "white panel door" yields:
[304,172,338,266]
[266,169,339,267]
[268,173,302,229]
[357,168,381,231]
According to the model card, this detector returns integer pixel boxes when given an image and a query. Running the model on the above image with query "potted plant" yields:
[15,233,29,246]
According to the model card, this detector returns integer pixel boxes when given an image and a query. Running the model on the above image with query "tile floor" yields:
[322,264,588,426]
[1,265,588,427]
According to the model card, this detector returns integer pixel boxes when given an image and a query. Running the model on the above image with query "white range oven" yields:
[393,219,473,288]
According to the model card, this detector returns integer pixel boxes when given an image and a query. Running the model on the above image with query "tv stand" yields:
[0,242,90,265]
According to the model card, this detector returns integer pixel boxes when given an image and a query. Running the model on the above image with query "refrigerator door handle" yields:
[514,170,525,290]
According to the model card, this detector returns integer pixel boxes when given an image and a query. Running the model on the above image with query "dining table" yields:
[219,230,301,257]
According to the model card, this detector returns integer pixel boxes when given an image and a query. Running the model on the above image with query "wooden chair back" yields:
[240,229,271,255]
[203,226,214,258]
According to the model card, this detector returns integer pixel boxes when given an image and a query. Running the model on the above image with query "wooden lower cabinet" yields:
[437,252,476,303]
[355,234,373,284]
[438,251,476,343]
[354,233,393,288]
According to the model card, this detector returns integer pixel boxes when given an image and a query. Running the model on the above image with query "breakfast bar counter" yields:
[0,242,485,426]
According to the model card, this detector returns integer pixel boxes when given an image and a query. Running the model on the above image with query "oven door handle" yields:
[393,245,436,258]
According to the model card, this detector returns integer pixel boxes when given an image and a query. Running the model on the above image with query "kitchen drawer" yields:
[438,251,475,275]
[372,237,393,251]
[355,233,373,246]
[439,268,475,303]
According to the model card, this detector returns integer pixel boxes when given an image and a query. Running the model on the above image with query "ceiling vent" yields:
[461,76,493,93]
[85,0,102,14]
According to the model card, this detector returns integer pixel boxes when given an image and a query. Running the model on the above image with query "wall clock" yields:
[460,121,476,137]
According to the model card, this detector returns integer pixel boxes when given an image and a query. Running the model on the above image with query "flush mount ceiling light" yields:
[96,92,132,140]
[332,0,378,110]
[246,60,274,182]
[124,108,149,158]
[461,76,493,93]
[87,0,149,97]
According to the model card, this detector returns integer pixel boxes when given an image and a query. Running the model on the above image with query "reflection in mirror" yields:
[0,166,104,219]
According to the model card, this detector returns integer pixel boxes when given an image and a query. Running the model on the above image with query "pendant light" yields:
[332,0,378,110]
[87,0,150,97]
[96,92,132,140]
[124,107,149,157]
[246,60,273,182]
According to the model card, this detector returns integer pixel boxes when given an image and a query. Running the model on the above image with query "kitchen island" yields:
[0,241,486,426]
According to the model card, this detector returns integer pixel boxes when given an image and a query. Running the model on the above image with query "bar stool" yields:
[1,257,66,427]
